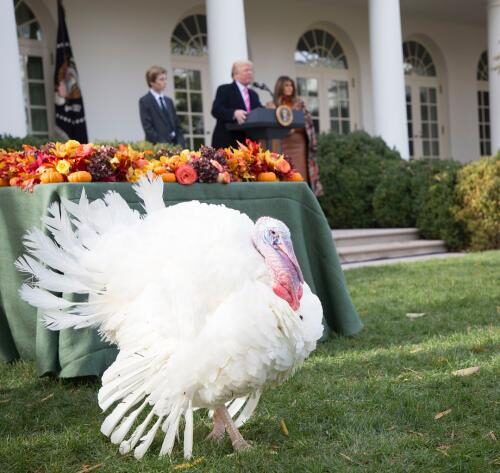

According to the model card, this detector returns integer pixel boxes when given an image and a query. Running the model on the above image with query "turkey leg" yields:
[218,406,251,452]
[206,407,225,442]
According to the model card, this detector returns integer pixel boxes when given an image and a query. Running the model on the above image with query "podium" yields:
[226,108,305,149]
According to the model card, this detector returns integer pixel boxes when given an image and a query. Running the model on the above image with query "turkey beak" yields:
[277,238,304,284]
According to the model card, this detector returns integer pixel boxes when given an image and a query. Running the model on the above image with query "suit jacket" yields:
[211,81,262,148]
[139,92,186,147]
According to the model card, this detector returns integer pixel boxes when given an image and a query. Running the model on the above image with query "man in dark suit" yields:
[211,60,263,148]
[139,66,186,147]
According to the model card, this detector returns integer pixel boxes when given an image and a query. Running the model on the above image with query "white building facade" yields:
[1,0,498,163]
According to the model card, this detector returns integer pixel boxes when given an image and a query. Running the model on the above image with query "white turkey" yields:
[16,175,323,459]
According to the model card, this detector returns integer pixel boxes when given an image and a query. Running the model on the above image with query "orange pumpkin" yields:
[284,172,304,182]
[68,171,92,183]
[0,177,9,187]
[153,166,166,175]
[40,170,64,184]
[257,171,277,182]
[162,172,177,183]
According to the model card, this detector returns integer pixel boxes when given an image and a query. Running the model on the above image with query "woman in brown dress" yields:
[266,76,322,196]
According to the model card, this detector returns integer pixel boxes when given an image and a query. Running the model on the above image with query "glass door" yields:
[172,60,212,150]
[296,69,355,135]
[406,83,441,158]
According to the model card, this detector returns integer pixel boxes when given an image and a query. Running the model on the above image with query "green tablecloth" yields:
[0,182,362,378]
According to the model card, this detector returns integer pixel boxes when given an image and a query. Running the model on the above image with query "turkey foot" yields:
[218,406,252,452]
[206,408,226,442]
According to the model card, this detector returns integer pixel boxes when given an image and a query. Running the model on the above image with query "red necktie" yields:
[242,87,251,112]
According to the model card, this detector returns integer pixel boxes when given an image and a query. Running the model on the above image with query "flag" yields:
[54,0,88,142]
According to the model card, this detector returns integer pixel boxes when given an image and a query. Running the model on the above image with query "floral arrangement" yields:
[0,139,303,191]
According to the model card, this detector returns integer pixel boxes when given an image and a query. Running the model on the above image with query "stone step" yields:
[336,239,447,264]
[341,252,464,270]
[332,228,419,248]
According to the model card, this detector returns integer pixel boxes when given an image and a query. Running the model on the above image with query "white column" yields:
[488,0,500,155]
[0,0,27,137]
[369,0,409,159]
[206,0,248,94]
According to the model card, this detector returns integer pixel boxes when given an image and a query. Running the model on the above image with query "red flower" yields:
[175,164,198,185]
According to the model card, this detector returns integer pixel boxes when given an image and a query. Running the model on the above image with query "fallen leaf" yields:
[487,431,497,441]
[174,458,204,470]
[40,393,54,402]
[453,366,480,377]
[339,453,354,463]
[407,430,424,437]
[434,409,452,420]
[406,313,426,319]
[339,453,363,466]
[436,445,450,456]
[409,346,423,353]
[280,419,289,436]
[75,464,103,473]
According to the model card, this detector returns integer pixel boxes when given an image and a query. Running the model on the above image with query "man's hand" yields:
[233,109,247,124]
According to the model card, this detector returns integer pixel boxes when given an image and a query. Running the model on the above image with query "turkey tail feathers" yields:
[99,351,194,459]
[133,172,165,215]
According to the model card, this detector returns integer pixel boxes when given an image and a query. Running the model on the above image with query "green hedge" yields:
[0,134,48,150]
[317,131,401,228]
[0,135,180,154]
[316,131,473,250]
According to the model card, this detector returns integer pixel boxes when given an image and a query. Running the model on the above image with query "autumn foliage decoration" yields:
[0,139,303,190]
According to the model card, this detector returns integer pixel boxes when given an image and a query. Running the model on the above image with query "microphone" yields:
[252,82,274,98]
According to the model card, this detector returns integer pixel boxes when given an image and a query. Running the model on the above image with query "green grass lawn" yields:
[1,251,499,473]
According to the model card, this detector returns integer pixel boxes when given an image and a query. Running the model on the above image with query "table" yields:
[0,182,363,378]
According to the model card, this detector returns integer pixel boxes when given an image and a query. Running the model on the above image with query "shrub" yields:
[407,159,465,250]
[317,131,401,228]
[453,155,500,250]
[0,134,48,150]
[0,135,182,154]
[372,160,415,227]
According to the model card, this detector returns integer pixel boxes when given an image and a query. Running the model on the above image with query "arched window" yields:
[477,51,491,156]
[171,14,210,149]
[403,40,442,158]
[295,29,348,69]
[294,29,355,135]
[15,0,50,137]
[171,14,207,57]
[403,41,436,77]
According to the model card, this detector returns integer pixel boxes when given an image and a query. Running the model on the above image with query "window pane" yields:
[193,137,205,150]
[422,140,430,156]
[341,120,350,134]
[174,70,187,90]
[15,2,34,25]
[188,70,201,90]
[192,115,204,134]
[175,92,188,112]
[190,93,202,113]
[431,141,439,156]
[29,83,46,106]
[30,108,48,132]
[27,56,44,80]
[177,113,189,133]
